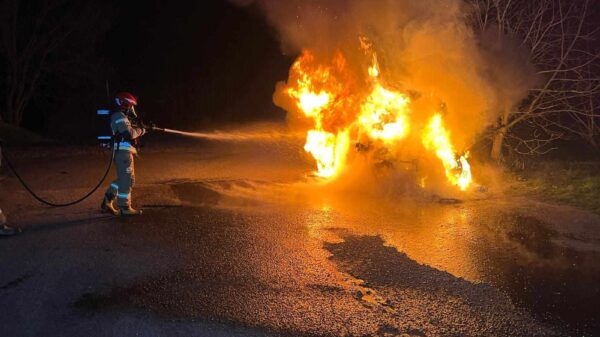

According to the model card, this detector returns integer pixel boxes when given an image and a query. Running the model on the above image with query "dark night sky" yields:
[103,0,292,128]
[9,0,598,148]
[18,0,292,138]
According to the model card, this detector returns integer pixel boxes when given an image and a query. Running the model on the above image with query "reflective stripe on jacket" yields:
[110,110,145,153]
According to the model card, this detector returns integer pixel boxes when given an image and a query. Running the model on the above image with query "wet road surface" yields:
[1,139,599,336]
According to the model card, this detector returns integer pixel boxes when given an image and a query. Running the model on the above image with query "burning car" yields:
[276,40,472,192]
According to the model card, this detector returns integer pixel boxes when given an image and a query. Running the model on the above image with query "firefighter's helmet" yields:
[115,92,137,109]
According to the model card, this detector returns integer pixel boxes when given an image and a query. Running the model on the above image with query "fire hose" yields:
[1,125,185,208]
[1,142,115,208]
[1,123,271,207]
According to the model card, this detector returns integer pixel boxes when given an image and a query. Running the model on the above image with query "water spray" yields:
[151,126,303,142]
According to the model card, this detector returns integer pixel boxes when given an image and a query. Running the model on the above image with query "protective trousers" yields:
[105,151,135,207]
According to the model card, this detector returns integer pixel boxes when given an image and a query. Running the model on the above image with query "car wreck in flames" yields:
[277,42,473,191]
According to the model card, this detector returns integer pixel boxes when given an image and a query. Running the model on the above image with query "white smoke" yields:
[230,0,537,194]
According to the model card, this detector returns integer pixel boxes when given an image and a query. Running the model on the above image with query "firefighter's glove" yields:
[138,121,150,135]
[147,121,158,134]
[143,122,156,134]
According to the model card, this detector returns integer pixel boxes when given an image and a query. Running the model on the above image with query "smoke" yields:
[476,26,539,115]
[231,0,536,195]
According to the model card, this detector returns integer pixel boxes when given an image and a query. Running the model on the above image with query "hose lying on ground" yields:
[0,145,114,207]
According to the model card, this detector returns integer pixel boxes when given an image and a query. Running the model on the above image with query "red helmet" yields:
[115,92,137,109]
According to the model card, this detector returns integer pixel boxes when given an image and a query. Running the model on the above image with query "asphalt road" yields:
[1,137,599,336]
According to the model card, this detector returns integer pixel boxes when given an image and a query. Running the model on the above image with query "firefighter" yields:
[0,144,18,236]
[101,92,150,216]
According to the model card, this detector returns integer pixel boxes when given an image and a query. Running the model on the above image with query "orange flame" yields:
[282,48,472,190]
[422,114,472,191]
[304,130,350,177]
[359,56,411,144]
[285,51,352,178]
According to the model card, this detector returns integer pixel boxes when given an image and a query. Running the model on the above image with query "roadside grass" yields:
[512,161,600,214]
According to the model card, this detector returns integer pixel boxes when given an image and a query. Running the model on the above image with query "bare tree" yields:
[0,0,106,126]
[468,0,600,160]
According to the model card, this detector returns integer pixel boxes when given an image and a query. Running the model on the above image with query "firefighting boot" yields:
[0,224,19,236]
[101,194,119,216]
[119,206,143,217]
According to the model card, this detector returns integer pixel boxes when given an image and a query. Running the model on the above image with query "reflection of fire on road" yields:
[279,42,473,191]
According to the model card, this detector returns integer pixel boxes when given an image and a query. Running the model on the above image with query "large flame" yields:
[304,129,350,178]
[359,55,411,144]
[286,51,352,178]
[283,48,472,190]
[422,114,472,191]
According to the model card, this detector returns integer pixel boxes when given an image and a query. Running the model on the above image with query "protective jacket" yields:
[111,109,145,153]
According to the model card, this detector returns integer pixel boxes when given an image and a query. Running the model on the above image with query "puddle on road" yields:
[504,215,556,258]
[479,214,600,335]
[111,180,600,334]
[203,180,600,334]
[323,234,539,335]
[325,207,600,335]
